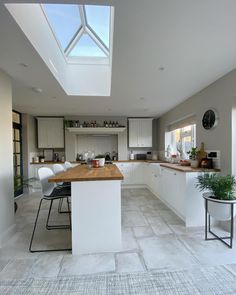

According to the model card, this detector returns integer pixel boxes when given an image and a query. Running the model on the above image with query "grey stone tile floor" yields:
[1,187,236,279]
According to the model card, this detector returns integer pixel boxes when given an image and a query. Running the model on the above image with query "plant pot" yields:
[203,193,236,221]
[190,159,199,168]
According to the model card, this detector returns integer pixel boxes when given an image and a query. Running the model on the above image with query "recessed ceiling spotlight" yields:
[159,67,165,71]
[19,63,28,68]
[32,87,43,93]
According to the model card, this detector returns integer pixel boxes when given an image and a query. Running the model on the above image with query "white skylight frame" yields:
[41,4,113,65]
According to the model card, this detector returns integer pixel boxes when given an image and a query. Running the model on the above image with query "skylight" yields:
[42,4,110,60]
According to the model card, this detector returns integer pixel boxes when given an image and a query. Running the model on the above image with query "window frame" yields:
[41,4,111,63]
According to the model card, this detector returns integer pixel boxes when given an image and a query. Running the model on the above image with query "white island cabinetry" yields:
[157,166,212,227]
[116,161,212,227]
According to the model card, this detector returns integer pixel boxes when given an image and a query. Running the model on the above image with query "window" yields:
[166,124,196,158]
[42,4,111,60]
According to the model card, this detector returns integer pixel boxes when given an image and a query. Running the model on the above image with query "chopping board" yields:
[197,142,207,163]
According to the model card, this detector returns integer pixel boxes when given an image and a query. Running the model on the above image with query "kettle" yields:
[76,153,83,161]
[105,152,111,161]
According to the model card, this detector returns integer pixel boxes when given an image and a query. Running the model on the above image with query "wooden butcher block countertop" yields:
[48,164,124,182]
[160,163,220,173]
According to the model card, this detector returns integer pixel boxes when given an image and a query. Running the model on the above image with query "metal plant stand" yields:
[205,198,235,248]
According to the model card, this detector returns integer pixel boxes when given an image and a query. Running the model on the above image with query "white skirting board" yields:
[71,180,122,255]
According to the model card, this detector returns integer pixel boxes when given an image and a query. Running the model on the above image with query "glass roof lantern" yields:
[42,4,111,60]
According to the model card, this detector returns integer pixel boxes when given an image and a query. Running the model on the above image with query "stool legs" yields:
[46,198,70,230]
[29,198,72,253]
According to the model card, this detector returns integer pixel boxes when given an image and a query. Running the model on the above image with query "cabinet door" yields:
[128,119,139,147]
[160,167,185,216]
[129,118,153,148]
[139,119,153,147]
[132,163,144,184]
[37,118,64,148]
[37,118,49,148]
[48,118,64,148]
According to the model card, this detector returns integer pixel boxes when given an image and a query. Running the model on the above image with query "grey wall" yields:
[0,69,14,246]
[156,69,236,174]
[232,98,236,176]
[22,114,37,179]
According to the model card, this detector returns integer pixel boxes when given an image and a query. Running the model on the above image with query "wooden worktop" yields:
[48,164,124,182]
[160,163,220,173]
[30,160,165,165]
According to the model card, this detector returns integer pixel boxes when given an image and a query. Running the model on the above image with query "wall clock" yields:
[202,109,218,130]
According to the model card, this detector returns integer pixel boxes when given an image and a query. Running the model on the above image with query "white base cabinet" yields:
[115,163,145,185]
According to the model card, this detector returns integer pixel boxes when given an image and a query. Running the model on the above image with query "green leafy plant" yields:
[95,154,105,159]
[196,173,236,200]
[187,147,198,160]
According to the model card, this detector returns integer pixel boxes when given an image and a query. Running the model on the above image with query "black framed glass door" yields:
[13,110,23,197]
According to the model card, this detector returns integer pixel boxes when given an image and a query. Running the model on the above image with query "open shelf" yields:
[66,127,126,135]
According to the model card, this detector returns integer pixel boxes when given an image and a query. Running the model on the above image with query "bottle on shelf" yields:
[105,121,108,128]
[109,121,112,128]
[116,121,119,127]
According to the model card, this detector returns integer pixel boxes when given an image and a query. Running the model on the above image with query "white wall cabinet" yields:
[37,117,64,148]
[128,118,153,148]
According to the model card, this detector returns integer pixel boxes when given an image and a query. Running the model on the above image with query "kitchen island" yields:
[49,164,123,255]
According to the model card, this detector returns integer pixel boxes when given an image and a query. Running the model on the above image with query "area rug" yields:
[0,265,236,295]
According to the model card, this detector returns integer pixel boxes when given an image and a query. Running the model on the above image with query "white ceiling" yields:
[1,0,236,117]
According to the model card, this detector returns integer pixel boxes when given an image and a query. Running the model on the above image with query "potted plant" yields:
[196,173,236,220]
[95,154,105,167]
[187,147,199,168]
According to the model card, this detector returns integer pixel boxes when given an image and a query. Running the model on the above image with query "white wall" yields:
[0,69,14,246]
[157,69,236,174]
